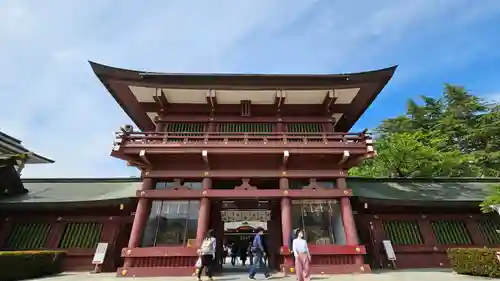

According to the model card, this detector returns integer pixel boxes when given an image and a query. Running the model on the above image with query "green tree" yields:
[480,184,500,213]
[351,84,500,177]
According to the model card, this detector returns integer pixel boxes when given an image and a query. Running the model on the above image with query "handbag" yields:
[195,257,202,268]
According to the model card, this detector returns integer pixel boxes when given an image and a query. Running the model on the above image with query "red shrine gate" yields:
[90,61,396,276]
[120,177,367,276]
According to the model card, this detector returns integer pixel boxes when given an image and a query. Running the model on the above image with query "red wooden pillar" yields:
[101,217,121,272]
[155,118,165,131]
[337,177,358,244]
[337,177,362,265]
[207,120,216,132]
[196,178,212,246]
[45,221,65,248]
[465,216,487,246]
[123,178,153,268]
[0,219,13,248]
[280,178,291,247]
[276,118,284,133]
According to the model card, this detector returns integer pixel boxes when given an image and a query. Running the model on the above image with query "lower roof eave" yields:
[0,198,135,211]
[356,197,481,208]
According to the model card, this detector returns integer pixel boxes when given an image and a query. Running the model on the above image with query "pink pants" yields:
[295,253,311,281]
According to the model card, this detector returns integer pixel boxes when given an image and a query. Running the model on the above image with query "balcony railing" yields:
[113,131,373,150]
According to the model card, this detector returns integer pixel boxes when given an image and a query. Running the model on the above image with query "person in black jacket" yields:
[289,228,298,265]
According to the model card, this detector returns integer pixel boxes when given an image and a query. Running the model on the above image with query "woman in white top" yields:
[197,229,216,281]
[292,228,311,281]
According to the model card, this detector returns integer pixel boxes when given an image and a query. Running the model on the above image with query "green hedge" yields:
[447,248,500,278]
[0,250,66,281]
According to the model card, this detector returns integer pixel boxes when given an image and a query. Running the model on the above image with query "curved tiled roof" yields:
[0,178,139,205]
[0,131,54,164]
[349,177,500,202]
[0,177,497,205]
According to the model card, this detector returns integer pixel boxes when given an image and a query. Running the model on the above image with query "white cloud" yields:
[1,0,500,178]
[486,93,500,103]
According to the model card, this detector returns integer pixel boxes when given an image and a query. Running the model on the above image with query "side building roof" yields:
[0,177,497,208]
[349,177,499,205]
[0,178,139,209]
[0,131,54,164]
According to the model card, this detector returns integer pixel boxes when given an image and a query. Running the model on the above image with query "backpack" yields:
[200,238,213,254]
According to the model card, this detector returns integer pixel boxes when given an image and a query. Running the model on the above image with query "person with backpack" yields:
[197,229,216,281]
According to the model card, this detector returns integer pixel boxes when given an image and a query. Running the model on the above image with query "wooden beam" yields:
[282,150,289,167]
[275,90,286,108]
[339,150,350,164]
[143,169,345,178]
[139,149,152,166]
[137,187,352,199]
[241,100,251,116]
[152,89,169,109]
[126,160,147,170]
[201,149,209,168]
[140,102,353,115]
[155,115,333,123]
[205,89,217,108]
[202,150,208,163]
[343,152,376,166]
[322,90,338,113]
[120,147,370,156]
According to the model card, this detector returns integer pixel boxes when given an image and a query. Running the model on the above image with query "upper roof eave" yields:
[89,61,398,88]
[89,61,397,131]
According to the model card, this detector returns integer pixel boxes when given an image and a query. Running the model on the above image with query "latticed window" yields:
[58,222,102,248]
[286,123,323,133]
[431,220,472,245]
[218,123,273,133]
[164,123,205,142]
[289,180,308,190]
[5,223,51,249]
[382,220,423,245]
[478,219,500,244]
[165,123,205,134]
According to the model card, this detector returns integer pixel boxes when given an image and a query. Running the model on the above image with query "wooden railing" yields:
[114,131,371,147]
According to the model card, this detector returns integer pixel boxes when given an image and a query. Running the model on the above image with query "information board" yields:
[92,242,109,265]
[382,240,396,261]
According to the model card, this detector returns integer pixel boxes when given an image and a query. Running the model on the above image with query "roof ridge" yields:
[19,176,500,183]
[347,176,500,182]
[21,177,142,183]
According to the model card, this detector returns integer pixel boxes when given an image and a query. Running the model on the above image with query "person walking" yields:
[247,242,254,266]
[289,228,298,266]
[230,242,237,266]
[249,227,271,280]
[240,244,248,266]
[222,244,228,264]
[197,229,216,281]
[292,229,311,281]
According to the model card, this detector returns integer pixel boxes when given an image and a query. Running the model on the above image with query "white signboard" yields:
[382,240,396,261]
[92,242,109,265]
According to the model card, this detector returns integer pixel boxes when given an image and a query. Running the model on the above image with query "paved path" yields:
[35,270,491,281]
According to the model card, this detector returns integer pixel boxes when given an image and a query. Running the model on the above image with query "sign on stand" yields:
[382,240,397,269]
[92,242,109,265]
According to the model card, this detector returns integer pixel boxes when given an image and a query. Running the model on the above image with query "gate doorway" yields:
[210,200,282,273]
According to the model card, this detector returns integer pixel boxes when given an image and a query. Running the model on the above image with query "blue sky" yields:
[1,0,500,178]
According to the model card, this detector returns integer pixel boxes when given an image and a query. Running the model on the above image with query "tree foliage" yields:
[350,84,500,178]
[480,184,500,213]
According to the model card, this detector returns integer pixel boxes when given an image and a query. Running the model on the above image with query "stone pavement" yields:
[34,270,491,281]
